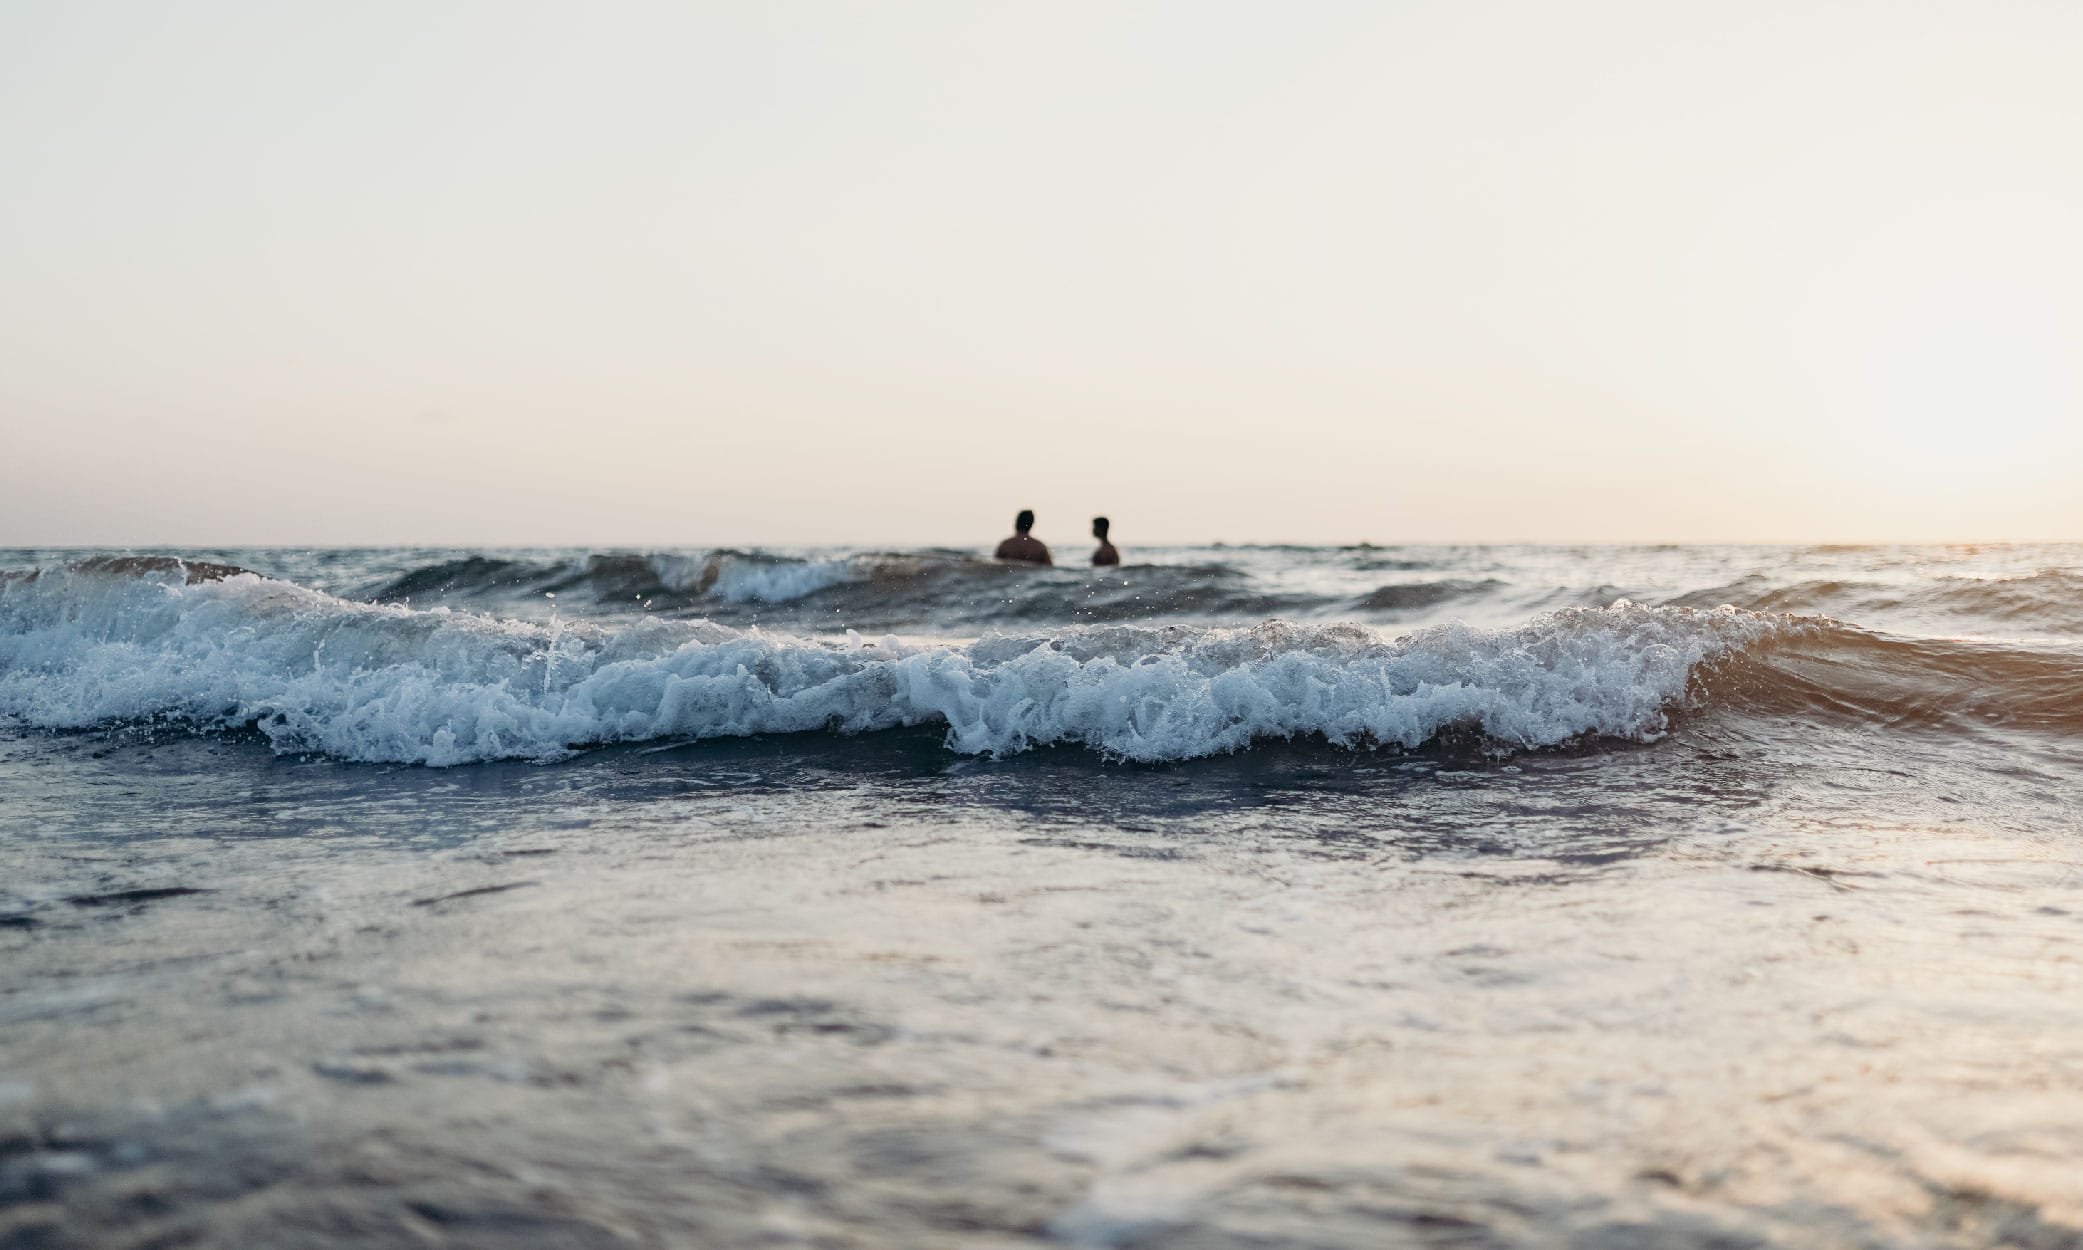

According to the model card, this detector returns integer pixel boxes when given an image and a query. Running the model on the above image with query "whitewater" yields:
[5,543,2082,1250]
[0,559,1795,765]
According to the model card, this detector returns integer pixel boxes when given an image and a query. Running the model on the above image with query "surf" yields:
[1,560,1798,767]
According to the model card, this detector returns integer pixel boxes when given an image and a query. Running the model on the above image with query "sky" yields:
[2,0,2080,547]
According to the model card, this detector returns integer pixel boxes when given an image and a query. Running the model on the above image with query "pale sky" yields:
[3,1,2080,546]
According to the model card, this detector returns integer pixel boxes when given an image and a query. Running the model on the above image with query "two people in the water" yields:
[994,510,1118,567]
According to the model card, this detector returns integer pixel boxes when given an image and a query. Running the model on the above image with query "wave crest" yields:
[0,568,1786,766]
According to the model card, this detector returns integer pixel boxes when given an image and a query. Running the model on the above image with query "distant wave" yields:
[1,554,248,586]
[361,550,1341,625]
[367,550,886,607]
[329,548,2083,637]
[1358,579,1508,613]
[1665,575,1882,614]
[0,561,1803,766]
[1668,570,2083,632]
[1926,571,2083,632]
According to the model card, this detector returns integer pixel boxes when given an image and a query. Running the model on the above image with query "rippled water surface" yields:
[3,544,2081,1248]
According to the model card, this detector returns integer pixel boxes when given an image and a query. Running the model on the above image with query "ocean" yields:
[3,543,2080,1248]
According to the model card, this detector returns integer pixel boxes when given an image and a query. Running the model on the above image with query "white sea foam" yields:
[0,566,1785,766]
[620,552,867,603]
[704,555,862,604]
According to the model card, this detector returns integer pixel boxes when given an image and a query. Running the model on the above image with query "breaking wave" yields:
[367,550,883,607]
[360,549,1342,627]
[0,561,1808,766]
[311,548,2083,640]
[1667,570,2083,633]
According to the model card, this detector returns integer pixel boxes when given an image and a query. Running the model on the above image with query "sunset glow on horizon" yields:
[3,1,2079,546]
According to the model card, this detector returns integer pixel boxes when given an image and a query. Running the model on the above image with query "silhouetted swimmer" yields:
[994,510,1052,565]
[1090,516,1119,566]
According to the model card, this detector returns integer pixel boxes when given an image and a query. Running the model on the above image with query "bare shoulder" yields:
[995,536,1051,565]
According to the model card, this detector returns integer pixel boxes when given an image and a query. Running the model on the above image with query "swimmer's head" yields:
[1092,516,1110,539]
[1015,509,1035,534]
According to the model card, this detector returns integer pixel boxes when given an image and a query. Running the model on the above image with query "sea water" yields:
[3,544,2080,1248]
